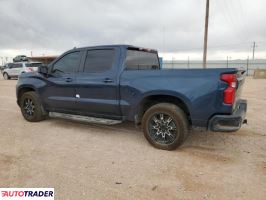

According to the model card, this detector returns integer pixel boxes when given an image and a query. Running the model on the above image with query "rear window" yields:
[83,49,115,73]
[125,50,159,70]
[26,63,42,68]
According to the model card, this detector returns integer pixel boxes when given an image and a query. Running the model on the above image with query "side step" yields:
[49,112,122,125]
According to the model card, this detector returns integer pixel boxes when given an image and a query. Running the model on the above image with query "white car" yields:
[3,62,42,80]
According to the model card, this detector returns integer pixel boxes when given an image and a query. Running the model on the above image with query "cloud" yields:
[0,0,265,59]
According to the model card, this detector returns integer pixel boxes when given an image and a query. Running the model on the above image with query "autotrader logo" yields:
[0,188,54,200]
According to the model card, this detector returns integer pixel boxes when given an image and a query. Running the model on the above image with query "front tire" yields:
[142,103,188,150]
[19,91,47,122]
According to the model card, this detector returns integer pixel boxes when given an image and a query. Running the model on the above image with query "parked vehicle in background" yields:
[3,62,42,79]
[16,45,247,150]
[1,63,12,74]
[13,55,28,62]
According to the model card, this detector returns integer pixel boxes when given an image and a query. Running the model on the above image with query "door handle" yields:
[103,78,114,83]
[65,77,73,82]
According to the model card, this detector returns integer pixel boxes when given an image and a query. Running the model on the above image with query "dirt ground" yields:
[0,76,265,200]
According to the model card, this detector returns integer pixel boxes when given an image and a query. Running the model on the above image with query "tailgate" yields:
[234,70,246,107]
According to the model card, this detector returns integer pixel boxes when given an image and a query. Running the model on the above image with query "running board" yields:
[49,112,122,125]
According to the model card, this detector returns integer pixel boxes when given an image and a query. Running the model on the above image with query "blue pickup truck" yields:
[16,45,247,150]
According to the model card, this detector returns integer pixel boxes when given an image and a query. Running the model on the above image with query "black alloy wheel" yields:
[148,113,178,145]
[142,103,189,150]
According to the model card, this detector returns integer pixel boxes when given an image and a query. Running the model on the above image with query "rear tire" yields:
[3,73,10,80]
[19,91,47,122]
[142,103,188,150]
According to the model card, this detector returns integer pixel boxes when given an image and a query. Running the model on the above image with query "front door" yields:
[41,51,82,112]
[6,64,16,76]
[75,48,121,118]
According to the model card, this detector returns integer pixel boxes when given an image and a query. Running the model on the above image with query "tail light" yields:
[220,74,237,104]
[28,67,34,72]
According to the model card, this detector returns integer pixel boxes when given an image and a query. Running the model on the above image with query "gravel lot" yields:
[0,76,265,200]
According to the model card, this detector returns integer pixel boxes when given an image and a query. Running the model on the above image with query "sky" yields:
[0,0,265,61]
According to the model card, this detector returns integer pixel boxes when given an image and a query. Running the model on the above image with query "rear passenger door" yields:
[75,48,121,118]
[10,63,22,76]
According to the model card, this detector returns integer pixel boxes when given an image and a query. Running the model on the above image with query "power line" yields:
[173,42,252,52]
[223,0,237,27]
[222,0,249,42]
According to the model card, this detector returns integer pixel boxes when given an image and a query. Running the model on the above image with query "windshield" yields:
[26,63,42,68]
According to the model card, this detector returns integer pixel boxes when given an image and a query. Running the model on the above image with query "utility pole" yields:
[246,56,249,76]
[226,56,231,68]
[252,42,257,60]
[172,57,174,69]
[203,0,210,68]
[163,26,165,52]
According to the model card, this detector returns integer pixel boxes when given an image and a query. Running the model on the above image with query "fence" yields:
[162,59,266,76]
[0,57,13,65]
[2,56,266,76]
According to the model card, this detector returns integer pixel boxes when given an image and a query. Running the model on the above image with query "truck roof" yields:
[71,44,158,53]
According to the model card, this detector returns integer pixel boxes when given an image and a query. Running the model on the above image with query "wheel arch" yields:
[3,71,9,77]
[136,93,191,125]
[17,87,36,104]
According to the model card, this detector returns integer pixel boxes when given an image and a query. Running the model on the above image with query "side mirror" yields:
[38,65,48,75]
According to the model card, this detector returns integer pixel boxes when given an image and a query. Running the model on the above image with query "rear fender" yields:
[132,90,192,123]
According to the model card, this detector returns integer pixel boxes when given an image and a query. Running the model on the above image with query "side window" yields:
[125,50,159,70]
[9,64,15,68]
[53,51,81,74]
[13,64,22,68]
[83,49,115,73]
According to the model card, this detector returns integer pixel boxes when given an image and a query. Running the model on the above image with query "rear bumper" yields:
[208,99,247,132]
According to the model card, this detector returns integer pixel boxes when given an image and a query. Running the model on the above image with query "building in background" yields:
[28,56,57,65]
